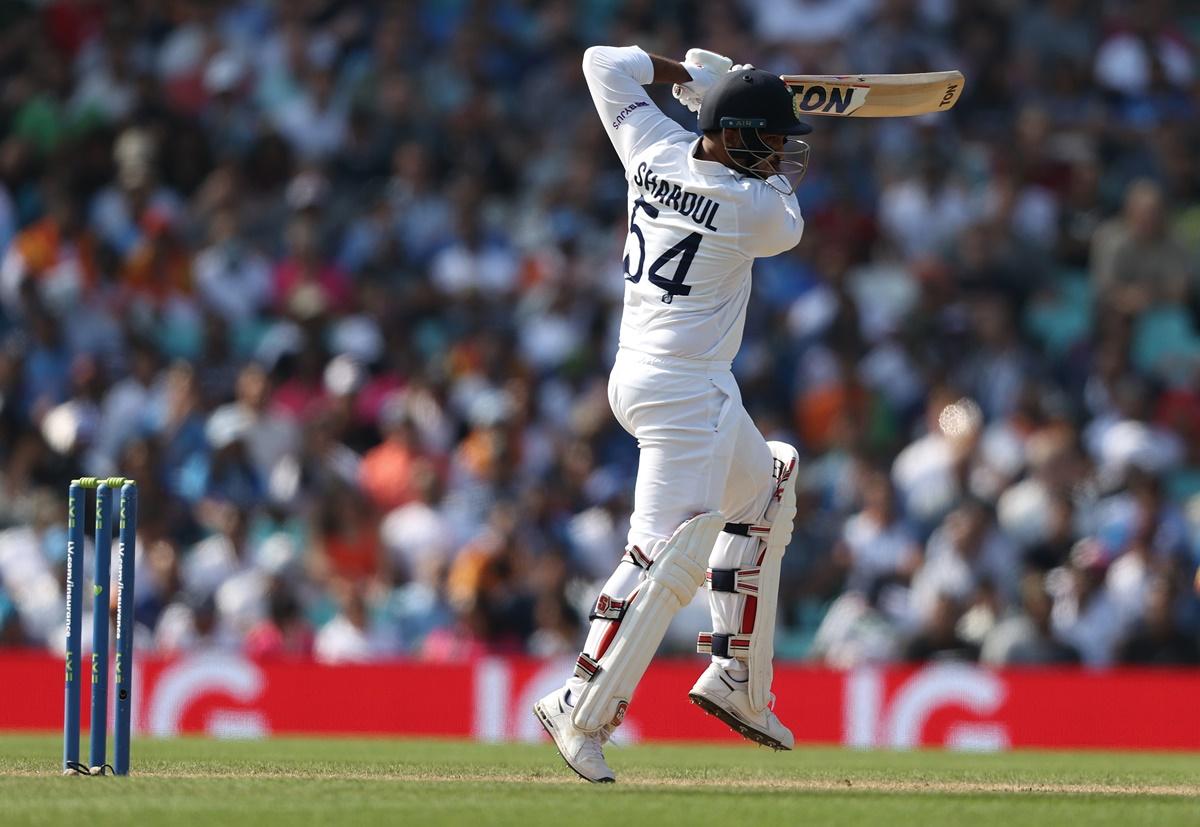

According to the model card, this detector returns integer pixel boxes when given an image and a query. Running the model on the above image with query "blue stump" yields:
[88,483,113,772]
[63,482,85,773]
[113,482,137,775]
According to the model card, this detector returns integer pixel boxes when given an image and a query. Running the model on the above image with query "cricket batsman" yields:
[533,45,812,783]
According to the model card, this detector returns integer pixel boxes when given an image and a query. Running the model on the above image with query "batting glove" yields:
[672,48,734,114]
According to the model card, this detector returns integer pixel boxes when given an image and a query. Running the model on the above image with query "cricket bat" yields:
[781,71,964,118]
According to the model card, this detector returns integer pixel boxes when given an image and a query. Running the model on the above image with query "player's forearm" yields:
[646,54,692,86]
[582,45,689,88]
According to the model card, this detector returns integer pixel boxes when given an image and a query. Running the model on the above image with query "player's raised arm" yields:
[581,45,726,170]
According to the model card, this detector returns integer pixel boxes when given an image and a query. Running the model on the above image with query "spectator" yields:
[1117,576,1200,665]
[429,208,519,299]
[1090,180,1193,313]
[981,573,1081,665]
[360,398,434,512]
[1014,0,1096,68]
[910,499,1019,625]
[810,579,906,668]
[1050,540,1128,667]
[271,66,348,162]
[878,152,972,262]
[313,578,388,664]
[273,214,351,316]
[834,467,921,594]
[1093,0,1194,97]
[381,461,452,581]
[193,405,262,507]
[954,296,1032,421]
[0,183,98,315]
[222,363,299,483]
[119,208,193,308]
[156,594,225,655]
[245,585,314,660]
[88,127,182,259]
[892,393,980,531]
[201,51,257,159]
[313,484,382,585]
[903,593,980,663]
[193,208,273,325]
[93,341,160,472]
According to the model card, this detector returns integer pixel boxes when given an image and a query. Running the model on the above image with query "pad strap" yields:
[589,593,628,621]
[722,522,771,537]
[574,652,600,682]
[696,632,752,659]
[621,544,653,570]
[705,567,760,596]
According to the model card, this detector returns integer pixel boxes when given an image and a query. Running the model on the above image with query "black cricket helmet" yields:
[698,68,812,192]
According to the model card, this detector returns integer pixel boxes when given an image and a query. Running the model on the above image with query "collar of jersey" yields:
[688,138,737,178]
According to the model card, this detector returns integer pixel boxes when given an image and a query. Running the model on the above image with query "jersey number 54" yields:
[623,197,702,304]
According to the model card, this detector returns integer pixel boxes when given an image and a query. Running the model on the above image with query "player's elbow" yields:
[582,45,626,78]
[582,45,607,75]
[772,214,805,254]
[788,214,805,246]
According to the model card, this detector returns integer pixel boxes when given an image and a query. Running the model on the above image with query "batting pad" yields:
[571,511,724,733]
[703,442,798,712]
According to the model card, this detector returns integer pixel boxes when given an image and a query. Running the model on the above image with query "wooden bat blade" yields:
[781,71,964,118]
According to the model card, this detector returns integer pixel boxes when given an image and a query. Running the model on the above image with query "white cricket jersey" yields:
[582,45,805,365]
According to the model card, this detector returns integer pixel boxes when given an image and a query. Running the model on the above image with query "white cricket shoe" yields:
[688,663,794,750]
[533,687,616,783]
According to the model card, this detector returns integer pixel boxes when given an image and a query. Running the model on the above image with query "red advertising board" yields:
[4,650,1199,750]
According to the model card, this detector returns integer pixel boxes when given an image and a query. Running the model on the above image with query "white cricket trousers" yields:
[608,348,773,551]
[564,348,777,700]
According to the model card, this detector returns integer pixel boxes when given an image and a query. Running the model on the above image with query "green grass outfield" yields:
[2,734,1198,826]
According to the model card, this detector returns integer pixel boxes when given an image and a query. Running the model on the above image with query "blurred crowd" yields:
[0,0,1197,670]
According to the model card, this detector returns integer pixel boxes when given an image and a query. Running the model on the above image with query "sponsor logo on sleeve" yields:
[612,100,649,129]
